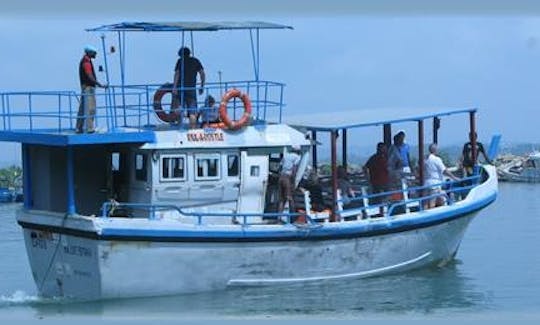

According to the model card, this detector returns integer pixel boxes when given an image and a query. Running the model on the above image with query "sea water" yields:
[0,182,539,320]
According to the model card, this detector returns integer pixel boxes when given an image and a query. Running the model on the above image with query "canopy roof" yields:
[87,21,293,32]
[286,107,476,131]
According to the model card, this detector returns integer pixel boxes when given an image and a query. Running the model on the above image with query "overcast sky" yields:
[2,1,540,165]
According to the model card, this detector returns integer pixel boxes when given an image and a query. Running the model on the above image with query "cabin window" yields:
[227,154,239,177]
[250,165,260,177]
[135,153,147,181]
[195,154,220,181]
[112,152,120,171]
[160,155,186,182]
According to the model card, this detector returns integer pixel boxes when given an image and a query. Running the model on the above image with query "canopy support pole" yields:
[342,129,348,169]
[22,144,32,209]
[383,124,392,147]
[331,130,338,222]
[433,117,440,144]
[418,120,424,186]
[312,130,318,171]
[469,111,477,168]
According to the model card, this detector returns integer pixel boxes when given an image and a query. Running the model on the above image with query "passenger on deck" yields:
[389,131,413,174]
[460,132,492,177]
[298,168,325,212]
[387,134,404,190]
[424,143,460,209]
[363,142,389,204]
[76,45,108,134]
[278,145,302,213]
[172,47,206,129]
[201,95,220,125]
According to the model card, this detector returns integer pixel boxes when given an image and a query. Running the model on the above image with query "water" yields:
[1,183,539,320]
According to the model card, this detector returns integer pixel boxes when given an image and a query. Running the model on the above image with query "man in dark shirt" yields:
[172,47,206,128]
[364,142,390,204]
[76,45,107,133]
[461,132,492,176]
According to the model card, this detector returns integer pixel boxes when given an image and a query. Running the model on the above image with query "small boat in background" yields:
[0,187,13,203]
[497,152,540,182]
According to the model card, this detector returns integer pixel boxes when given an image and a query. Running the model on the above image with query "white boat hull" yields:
[20,212,475,299]
[18,165,497,300]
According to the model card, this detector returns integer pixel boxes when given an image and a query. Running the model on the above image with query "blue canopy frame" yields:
[87,21,293,118]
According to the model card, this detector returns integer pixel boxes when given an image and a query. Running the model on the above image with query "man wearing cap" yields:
[172,47,205,128]
[76,45,107,134]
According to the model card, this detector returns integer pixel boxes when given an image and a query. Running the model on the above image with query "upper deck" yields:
[0,80,286,146]
[0,21,291,146]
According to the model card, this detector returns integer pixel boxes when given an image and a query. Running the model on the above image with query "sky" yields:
[2,1,540,165]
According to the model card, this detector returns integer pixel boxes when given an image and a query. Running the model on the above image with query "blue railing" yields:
[337,175,481,219]
[100,201,311,226]
[0,80,285,133]
[99,174,482,225]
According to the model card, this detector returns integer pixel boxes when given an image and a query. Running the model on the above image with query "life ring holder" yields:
[216,89,252,130]
[153,83,180,123]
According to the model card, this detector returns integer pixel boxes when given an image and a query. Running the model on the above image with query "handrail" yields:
[100,201,315,226]
[0,80,286,133]
[338,174,481,204]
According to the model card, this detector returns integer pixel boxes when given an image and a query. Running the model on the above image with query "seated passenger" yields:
[363,142,389,205]
[423,143,460,209]
[201,95,220,125]
[298,168,325,212]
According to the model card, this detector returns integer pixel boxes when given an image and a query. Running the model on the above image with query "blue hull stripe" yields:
[18,192,496,243]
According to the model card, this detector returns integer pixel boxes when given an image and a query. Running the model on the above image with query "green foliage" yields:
[0,165,22,188]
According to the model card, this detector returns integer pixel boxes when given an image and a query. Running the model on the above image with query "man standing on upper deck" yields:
[172,47,206,128]
[76,45,107,134]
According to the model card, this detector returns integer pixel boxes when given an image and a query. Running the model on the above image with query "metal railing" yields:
[99,201,315,226]
[336,174,481,220]
[98,174,482,226]
[0,80,285,133]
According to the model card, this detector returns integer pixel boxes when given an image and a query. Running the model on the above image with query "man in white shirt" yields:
[278,145,302,213]
[423,143,459,209]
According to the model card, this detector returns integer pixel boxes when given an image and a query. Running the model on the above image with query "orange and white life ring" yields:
[218,89,252,130]
[153,83,180,123]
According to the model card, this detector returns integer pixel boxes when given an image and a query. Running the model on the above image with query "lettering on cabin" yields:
[187,131,224,142]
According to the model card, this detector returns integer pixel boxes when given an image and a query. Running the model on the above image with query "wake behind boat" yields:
[0,21,498,300]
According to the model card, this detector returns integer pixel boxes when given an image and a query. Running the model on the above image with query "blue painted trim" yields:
[93,191,497,242]
[18,193,495,243]
[22,144,32,209]
[66,147,76,215]
[0,130,156,146]
[299,108,478,132]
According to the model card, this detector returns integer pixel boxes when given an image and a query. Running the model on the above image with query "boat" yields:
[0,187,13,203]
[497,151,540,182]
[0,21,498,300]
